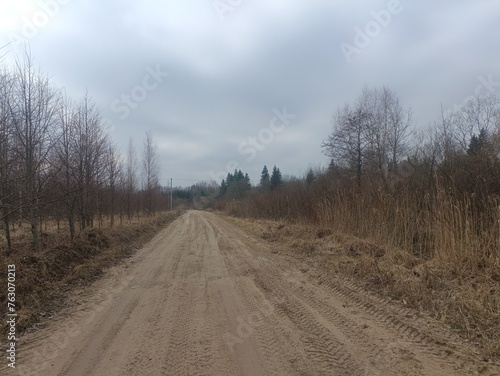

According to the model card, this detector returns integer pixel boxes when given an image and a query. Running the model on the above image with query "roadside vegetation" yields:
[0,53,179,337]
[0,211,181,336]
[0,52,168,256]
[217,86,500,360]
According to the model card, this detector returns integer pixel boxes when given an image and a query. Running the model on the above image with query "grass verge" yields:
[223,214,500,362]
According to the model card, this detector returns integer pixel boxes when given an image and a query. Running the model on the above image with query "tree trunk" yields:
[68,205,75,240]
[30,208,40,252]
[4,212,12,256]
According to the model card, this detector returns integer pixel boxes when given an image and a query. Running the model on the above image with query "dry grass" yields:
[0,214,152,245]
[223,214,500,361]
[0,211,182,336]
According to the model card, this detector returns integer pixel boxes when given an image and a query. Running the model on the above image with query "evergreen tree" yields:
[305,168,315,184]
[236,169,244,181]
[328,159,336,172]
[220,169,252,199]
[260,165,270,190]
[219,179,227,196]
[467,128,488,156]
[270,165,283,190]
[244,173,251,188]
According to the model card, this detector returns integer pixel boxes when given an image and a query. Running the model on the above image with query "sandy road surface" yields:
[5,211,498,376]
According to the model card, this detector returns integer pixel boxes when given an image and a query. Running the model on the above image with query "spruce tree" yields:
[270,165,283,190]
[306,168,315,184]
[260,165,270,191]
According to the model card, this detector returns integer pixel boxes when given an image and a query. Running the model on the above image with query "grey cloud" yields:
[1,0,498,186]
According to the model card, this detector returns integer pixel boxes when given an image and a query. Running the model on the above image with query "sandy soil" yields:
[4,210,499,376]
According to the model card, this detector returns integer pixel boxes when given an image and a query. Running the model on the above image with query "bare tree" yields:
[0,53,175,251]
[55,95,78,238]
[9,52,60,251]
[348,87,411,180]
[387,94,413,170]
[73,93,108,229]
[142,131,160,215]
[126,137,137,221]
[451,94,500,152]
[369,87,412,178]
[105,141,123,227]
[0,67,14,254]
[322,86,412,188]
[322,104,371,187]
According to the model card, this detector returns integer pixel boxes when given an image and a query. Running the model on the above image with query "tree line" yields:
[321,85,500,204]
[217,165,284,200]
[217,85,500,270]
[0,53,166,254]
[219,85,500,210]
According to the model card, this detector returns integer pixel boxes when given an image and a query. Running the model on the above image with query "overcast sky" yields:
[0,0,499,187]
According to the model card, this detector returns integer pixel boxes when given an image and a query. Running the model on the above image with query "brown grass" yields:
[0,211,182,336]
[222,204,500,361]
[0,214,152,245]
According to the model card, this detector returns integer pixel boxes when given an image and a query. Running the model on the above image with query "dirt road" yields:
[6,211,498,375]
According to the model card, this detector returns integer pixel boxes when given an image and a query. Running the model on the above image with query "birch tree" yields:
[0,68,13,253]
[10,53,60,251]
[142,131,160,215]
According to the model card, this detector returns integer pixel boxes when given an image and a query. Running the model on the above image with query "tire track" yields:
[315,274,470,367]
[58,294,140,376]
[213,217,365,376]
[160,214,208,375]
[212,218,308,376]
[208,212,496,376]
